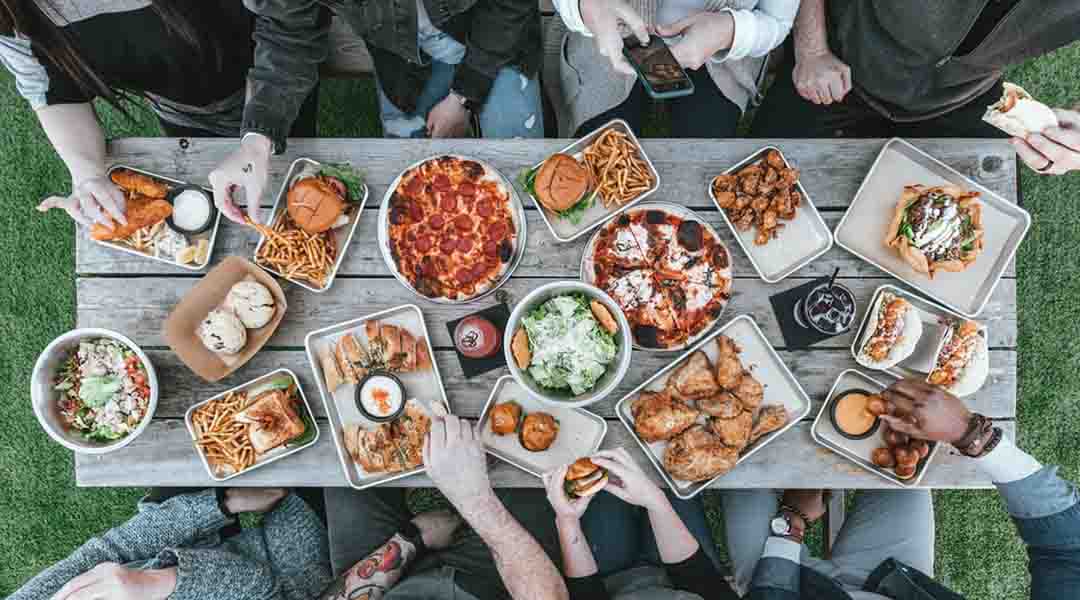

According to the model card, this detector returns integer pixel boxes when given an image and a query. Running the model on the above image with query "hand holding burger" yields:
[590,447,666,512]
[544,458,608,520]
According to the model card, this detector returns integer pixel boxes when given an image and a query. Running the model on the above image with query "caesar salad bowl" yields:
[504,281,633,409]
[31,328,159,455]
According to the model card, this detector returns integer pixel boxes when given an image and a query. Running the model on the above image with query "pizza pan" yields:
[93,165,221,271]
[850,284,988,384]
[580,201,733,353]
[524,119,660,243]
[303,304,451,490]
[185,368,320,482]
[811,369,941,487]
[477,375,607,479]
[377,154,527,304]
[614,315,811,499]
[833,138,1029,317]
[253,157,369,293]
[707,146,832,283]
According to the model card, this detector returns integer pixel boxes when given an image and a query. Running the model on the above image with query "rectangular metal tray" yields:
[708,146,833,283]
[522,119,660,243]
[184,368,320,482]
[614,314,812,499]
[303,304,450,490]
[851,284,983,381]
[97,164,221,271]
[834,138,1030,317]
[811,369,941,487]
[254,157,368,293]
[477,375,607,479]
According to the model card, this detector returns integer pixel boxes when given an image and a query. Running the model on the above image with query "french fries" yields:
[191,391,257,476]
[252,211,337,289]
[582,129,655,208]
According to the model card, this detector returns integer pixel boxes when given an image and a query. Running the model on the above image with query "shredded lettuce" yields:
[518,163,597,225]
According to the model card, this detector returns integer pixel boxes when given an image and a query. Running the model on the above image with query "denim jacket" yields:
[746,466,1080,600]
[241,0,541,151]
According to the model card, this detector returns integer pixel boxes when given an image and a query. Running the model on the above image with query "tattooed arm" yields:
[322,535,416,600]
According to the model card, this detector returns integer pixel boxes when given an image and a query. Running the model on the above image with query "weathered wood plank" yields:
[74,419,1016,489]
[76,209,1018,279]
[141,348,1017,420]
[76,276,1018,349]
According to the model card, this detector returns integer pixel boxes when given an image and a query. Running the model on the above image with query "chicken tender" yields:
[89,193,173,241]
[631,391,699,443]
[663,425,739,482]
[109,169,169,199]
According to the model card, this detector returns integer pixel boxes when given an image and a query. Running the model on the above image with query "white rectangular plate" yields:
[709,146,833,283]
[811,369,941,487]
[615,315,811,499]
[478,375,607,478]
[834,138,1029,317]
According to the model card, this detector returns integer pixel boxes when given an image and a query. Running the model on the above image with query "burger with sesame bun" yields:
[563,457,609,498]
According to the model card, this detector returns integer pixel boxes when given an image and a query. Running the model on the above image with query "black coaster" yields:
[446,303,511,379]
[770,277,842,349]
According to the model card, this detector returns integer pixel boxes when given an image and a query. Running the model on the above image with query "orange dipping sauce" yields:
[832,390,879,438]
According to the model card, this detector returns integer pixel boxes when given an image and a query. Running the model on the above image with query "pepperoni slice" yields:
[476,200,494,218]
[404,177,423,196]
[416,236,434,253]
[409,201,424,222]
[458,182,476,196]
[429,214,446,229]
[488,220,508,240]
[455,268,474,284]
[434,174,452,191]
[439,194,456,212]
[440,237,458,254]
[484,241,499,256]
[472,262,489,278]
[458,237,474,253]
[454,214,474,232]
[485,255,500,269]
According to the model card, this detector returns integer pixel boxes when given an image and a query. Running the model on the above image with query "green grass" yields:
[2,43,1079,597]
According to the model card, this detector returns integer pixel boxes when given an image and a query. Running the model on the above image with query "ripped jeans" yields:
[375,27,543,139]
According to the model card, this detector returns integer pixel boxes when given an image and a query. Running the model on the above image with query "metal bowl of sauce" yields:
[355,371,405,423]
[829,388,881,440]
[166,185,216,235]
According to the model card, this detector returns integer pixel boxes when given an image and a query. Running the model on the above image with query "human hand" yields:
[880,379,971,444]
[208,133,272,224]
[426,94,471,138]
[37,176,127,228]
[51,564,176,600]
[423,404,494,514]
[411,509,462,550]
[793,48,851,105]
[580,0,649,76]
[590,447,666,512]
[655,11,735,71]
[780,489,825,523]
[224,488,287,514]
[1011,108,1080,175]
[543,462,595,522]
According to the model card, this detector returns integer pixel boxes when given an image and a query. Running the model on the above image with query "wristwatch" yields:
[770,510,806,544]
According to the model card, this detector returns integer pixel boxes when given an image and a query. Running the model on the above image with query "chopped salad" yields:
[54,338,151,442]
[522,294,618,395]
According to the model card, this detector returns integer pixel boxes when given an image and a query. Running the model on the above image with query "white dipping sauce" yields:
[359,375,403,418]
[172,189,211,232]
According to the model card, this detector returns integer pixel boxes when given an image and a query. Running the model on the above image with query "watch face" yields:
[770,516,790,536]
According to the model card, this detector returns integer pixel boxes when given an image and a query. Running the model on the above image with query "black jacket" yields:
[241,0,541,151]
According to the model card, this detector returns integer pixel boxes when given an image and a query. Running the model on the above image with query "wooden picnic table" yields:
[74,137,1019,489]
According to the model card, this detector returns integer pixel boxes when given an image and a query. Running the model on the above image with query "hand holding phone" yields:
[622,35,695,100]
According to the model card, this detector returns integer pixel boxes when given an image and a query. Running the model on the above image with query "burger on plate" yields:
[563,457,608,498]
[287,173,349,234]
[533,153,592,214]
[884,184,983,279]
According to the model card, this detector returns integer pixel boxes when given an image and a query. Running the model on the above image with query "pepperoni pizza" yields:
[387,156,519,301]
[589,206,733,349]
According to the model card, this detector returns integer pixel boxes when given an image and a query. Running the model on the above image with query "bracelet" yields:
[974,427,1004,458]
[955,416,997,458]
[779,503,812,524]
[952,413,988,452]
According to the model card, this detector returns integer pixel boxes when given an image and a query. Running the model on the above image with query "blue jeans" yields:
[375,27,542,139]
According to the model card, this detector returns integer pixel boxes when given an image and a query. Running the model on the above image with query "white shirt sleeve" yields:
[713,0,798,63]
[552,0,592,36]
[974,436,1043,484]
[761,536,802,564]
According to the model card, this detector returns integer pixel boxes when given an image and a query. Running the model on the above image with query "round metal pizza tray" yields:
[377,154,527,304]
[580,201,734,353]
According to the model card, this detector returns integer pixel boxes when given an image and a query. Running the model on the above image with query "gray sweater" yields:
[8,490,332,600]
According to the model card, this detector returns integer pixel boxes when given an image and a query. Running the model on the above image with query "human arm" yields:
[1011,108,1080,175]
[542,462,607,599]
[424,406,569,600]
[655,0,797,70]
[789,0,850,105]
[551,0,649,75]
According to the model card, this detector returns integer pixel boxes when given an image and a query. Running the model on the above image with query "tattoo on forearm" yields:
[322,534,417,600]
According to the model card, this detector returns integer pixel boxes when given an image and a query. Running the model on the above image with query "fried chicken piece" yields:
[734,209,755,232]
[714,190,736,209]
[733,193,752,211]
[698,391,741,419]
[663,425,739,482]
[740,173,761,195]
[749,405,788,444]
[750,195,771,214]
[109,169,169,199]
[713,174,737,193]
[765,150,785,170]
[666,351,720,400]
[709,411,753,449]
[714,335,743,389]
[754,227,772,246]
[761,210,778,231]
[631,391,700,443]
[733,372,764,412]
[779,167,800,187]
[89,193,173,241]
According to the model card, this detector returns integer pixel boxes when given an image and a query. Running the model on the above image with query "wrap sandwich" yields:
[927,320,988,397]
[855,292,923,370]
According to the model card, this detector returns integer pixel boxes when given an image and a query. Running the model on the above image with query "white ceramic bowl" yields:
[503,281,633,408]
[31,328,158,454]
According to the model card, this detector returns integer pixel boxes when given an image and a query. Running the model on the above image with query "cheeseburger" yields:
[564,458,608,498]
[287,174,348,234]
[534,153,591,213]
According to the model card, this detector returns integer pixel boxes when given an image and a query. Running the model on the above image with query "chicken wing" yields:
[709,411,753,449]
[697,391,741,419]
[631,391,700,443]
[663,425,739,482]
[714,335,743,389]
[733,372,764,412]
[749,405,789,444]
[666,351,720,400]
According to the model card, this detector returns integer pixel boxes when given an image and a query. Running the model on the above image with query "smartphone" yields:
[622,35,694,99]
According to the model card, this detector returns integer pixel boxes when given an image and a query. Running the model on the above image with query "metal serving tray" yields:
[834,138,1030,317]
[98,164,221,271]
[376,155,527,304]
[185,368,320,482]
[851,284,985,382]
[303,304,450,490]
[477,375,608,478]
[614,315,811,499]
[811,369,941,487]
[523,119,660,243]
[708,146,833,283]
[253,158,368,293]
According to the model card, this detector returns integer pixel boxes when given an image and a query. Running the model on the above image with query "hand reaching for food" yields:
[1011,108,1080,175]
[880,378,971,443]
[654,12,735,71]
[422,403,494,515]
[580,0,649,76]
[590,447,667,512]
[793,48,851,105]
[37,176,127,228]
[209,133,272,224]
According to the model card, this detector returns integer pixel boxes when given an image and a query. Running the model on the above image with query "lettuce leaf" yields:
[78,376,122,408]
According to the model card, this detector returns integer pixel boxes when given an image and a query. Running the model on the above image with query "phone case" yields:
[622,41,695,100]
